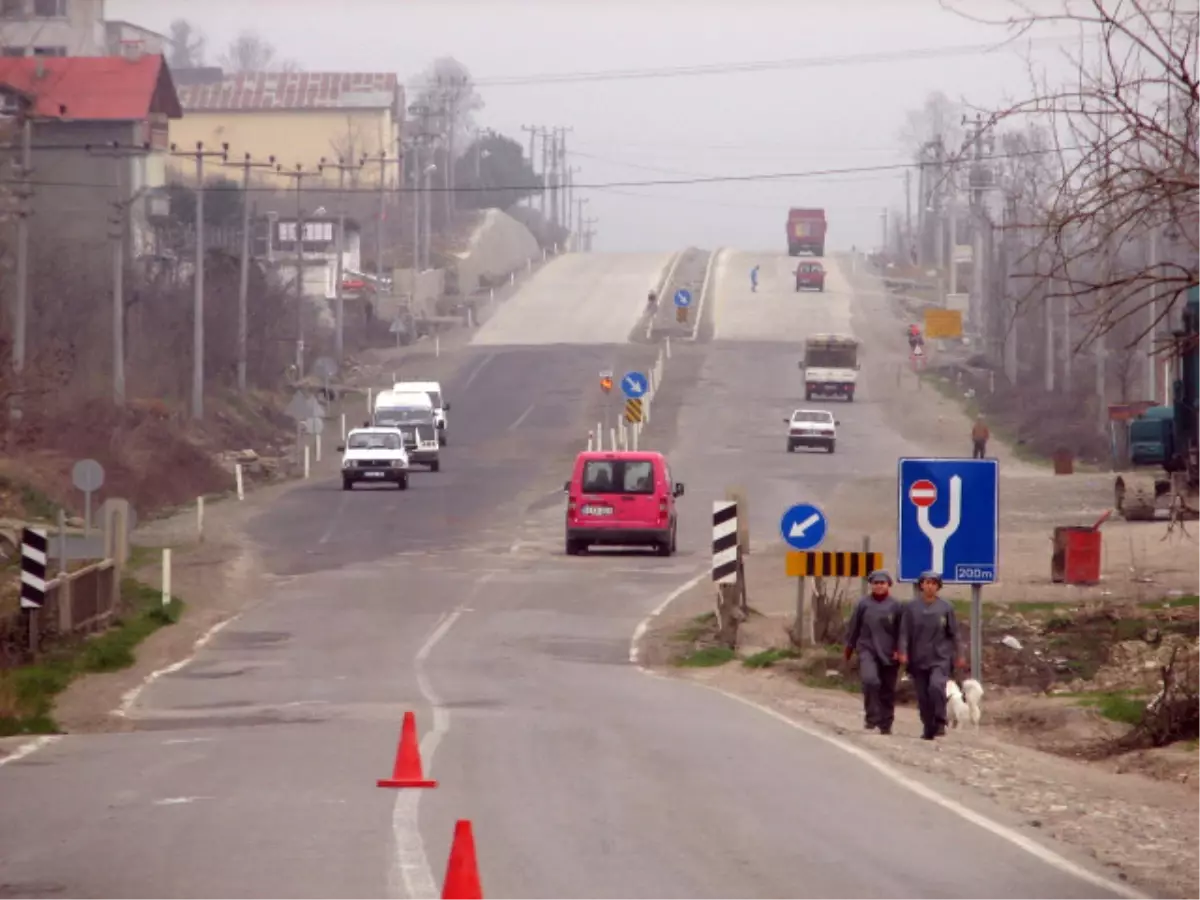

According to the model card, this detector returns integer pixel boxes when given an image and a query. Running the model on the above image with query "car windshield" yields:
[375,407,430,425]
[792,412,833,423]
[581,460,656,495]
[348,432,402,450]
[800,264,822,273]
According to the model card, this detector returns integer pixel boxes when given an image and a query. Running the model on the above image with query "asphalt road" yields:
[0,250,1128,899]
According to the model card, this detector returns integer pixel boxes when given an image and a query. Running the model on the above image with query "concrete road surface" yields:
[0,250,1129,899]
[470,252,672,346]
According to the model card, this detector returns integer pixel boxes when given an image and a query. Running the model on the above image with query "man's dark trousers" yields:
[910,666,949,737]
[972,440,987,459]
[859,652,899,730]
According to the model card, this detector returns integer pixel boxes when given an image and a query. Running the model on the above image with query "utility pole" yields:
[880,208,888,254]
[932,138,946,272]
[576,197,589,250]
[521,124,540,208]
[371,149,402,300]
[91,142,157,406]
[904,168,913,262]
[271,163,315,379]
[436,73,466,227]
[964,113,988,353]
[539,126,550,219]
[582,216,598,251]
[170,141,228,420]
[555,127,574,229]
[10,115,32,420]
[319,155,365,363]
[222,153,277,391]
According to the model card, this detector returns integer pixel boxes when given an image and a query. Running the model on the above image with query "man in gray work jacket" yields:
[843,570,903,735]
[897,571,964,740]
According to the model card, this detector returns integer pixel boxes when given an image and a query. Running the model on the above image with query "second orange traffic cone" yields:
[441,819,482,899]
[377,711,438,788]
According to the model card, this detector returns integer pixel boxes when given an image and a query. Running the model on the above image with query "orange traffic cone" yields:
[441,819,482,899]
[377,711,438,788]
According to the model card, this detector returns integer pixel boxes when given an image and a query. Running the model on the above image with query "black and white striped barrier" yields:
[712,501,738,584]
[20,526,48,610]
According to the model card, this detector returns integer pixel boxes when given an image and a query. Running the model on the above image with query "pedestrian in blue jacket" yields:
[750,264,760,292]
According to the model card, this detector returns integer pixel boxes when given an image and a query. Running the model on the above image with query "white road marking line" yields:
[460,353,494,392]
[0,735,61,767]
[628,570,708,664]
[114,615,240,718]
[689,247,721,342]
[318,494,350,544]
[646,251,683,340]
[628,581,1140,900]
[162,737,216,746]
[508,403,536,431]
[390,574,494,900]
[153,796,212,806]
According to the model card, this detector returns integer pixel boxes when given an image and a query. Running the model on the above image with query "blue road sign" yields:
[779,503,828,551]
[674,289,692,308]
[621,371,648,399]
[897,458,999,584]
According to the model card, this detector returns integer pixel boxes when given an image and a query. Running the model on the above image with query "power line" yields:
[20,143,1077,194]
[464,35,1088,87]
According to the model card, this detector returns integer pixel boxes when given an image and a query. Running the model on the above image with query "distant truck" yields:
[798,333,859,402]
[787,208,827,257]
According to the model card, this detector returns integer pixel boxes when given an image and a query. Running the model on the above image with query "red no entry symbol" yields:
[909,479,937,508]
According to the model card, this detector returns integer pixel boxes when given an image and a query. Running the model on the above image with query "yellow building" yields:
[170,70,405,188]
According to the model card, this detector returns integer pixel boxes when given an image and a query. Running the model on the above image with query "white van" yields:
[394,380,449,446]
[373,390,441,471]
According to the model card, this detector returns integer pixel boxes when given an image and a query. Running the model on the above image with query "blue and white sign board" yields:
[674,289,692,308]
[779,503,828,551]
[621,371,648,399]
[897,458,999,584]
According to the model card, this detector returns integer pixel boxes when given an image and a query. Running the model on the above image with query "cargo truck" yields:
[798,333,859,401]
[787,208,827,257]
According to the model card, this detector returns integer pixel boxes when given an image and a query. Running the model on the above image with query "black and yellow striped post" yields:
[787,550,883,649]
[624,398,644,424]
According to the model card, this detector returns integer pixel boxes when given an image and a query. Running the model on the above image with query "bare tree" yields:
[898,90,967,157]
[167,19,206,70]
[946,0,1199,349]
[218,30,299,74]
[411,56,485,158]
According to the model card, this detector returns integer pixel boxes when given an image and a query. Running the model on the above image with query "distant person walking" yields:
[897,571,963,741]
[971,416,990,459]
[750,264,760,292]
[844,570,903,735]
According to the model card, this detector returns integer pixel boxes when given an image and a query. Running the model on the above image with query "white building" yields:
[0,0,163,58]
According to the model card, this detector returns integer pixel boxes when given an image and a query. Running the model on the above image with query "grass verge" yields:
[1074,690,1149,726]
[0,577,182,736]
[743,648,800,669]
[676,647,737,668]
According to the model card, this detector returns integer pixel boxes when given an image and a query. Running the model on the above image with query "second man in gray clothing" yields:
[898,571,964,740]
[843,570,904,735]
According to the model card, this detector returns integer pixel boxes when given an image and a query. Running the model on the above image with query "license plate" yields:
[582,505,613,516]
[365,471,385,478]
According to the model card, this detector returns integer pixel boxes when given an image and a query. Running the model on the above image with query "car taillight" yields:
[567,497,577,516]
[659,499,668,517]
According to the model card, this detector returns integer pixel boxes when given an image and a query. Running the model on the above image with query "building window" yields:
[32,0,65,17]
[0,0,25,19]
[32,45,66,56]
[1,47,26,56]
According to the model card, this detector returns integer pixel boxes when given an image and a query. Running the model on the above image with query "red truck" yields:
[787,208,826,257]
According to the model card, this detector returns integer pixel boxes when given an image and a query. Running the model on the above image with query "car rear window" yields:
[581,460,656,495]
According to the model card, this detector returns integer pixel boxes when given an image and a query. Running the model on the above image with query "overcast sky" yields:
[110,0,1084,254]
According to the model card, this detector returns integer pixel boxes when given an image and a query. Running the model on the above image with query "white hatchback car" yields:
[338,427,411,490]
[784,409,838,454]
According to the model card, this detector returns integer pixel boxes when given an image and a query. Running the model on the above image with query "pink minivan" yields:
[564,451,685,556]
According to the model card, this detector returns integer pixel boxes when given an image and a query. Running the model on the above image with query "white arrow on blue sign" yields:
[674,289,692,308]
[897,458,999,584]
[779,503,828,551]
[621,371,648,399]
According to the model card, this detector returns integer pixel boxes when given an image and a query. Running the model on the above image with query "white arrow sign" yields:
[917,475,962,574]
[789,513,821,538]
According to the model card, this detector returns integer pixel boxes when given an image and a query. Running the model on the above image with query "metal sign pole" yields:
[970,583,983,681]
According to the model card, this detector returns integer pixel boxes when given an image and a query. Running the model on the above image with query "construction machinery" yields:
[1115,286,1198,521]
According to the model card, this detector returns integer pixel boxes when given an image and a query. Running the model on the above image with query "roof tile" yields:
[177,71,400,112]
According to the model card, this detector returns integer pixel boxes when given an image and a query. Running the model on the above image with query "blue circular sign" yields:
[621,371,648,399]
[779,503,828,551]
[674,289,692,308]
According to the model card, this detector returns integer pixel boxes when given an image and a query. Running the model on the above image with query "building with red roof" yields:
[0,50,182,269]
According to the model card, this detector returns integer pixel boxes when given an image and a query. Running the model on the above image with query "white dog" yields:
[946,678,985,730]
[962,678,984,728]
[945,680,971,730]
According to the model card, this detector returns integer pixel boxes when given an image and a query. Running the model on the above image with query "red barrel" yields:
[1051,526,1102,584]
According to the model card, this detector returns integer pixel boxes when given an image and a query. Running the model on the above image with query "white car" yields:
[784,409,838,454]
[338,427,411,490]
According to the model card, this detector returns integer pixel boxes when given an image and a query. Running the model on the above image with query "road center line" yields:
[507,403,536,431]
[460,353,494,392]
[390,573,495,900]
[318,494,350,544]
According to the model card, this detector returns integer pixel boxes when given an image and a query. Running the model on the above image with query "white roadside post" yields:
[632,422,640,451]
[435,335,440,358]
[587,432,593,452]
[609,426,617,451]
[665,336,671,359]
[490,287,495,304]
[162,548,172,608]
[196,497,204,542]
[341,412,347,441]
[235,463,245,501]
[315,432,322,463]
[596,421,602,451]
[304,444,311,479]
[367,387,373,414]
